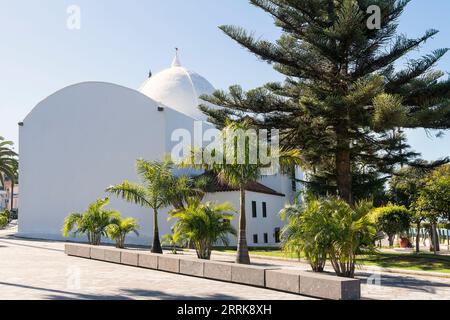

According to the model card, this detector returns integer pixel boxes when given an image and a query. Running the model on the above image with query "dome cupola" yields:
[139,50,215,121]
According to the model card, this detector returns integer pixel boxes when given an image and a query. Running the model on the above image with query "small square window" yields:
[253,234,258,244]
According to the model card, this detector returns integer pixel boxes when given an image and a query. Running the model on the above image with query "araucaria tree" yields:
[200,0,450,204]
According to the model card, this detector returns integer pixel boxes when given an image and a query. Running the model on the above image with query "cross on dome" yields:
[171,47,181,67]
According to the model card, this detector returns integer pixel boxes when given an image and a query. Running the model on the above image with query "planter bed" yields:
[64,243,360,300]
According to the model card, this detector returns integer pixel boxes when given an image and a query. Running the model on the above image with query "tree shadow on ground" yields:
[356,272,450,294]
[0,238,64,252]
[0,280,241,300]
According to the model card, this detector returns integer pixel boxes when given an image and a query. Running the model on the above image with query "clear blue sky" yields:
[0,0,449,161]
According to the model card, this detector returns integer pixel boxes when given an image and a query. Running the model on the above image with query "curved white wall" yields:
[18,82,172,245]
[18,81,294,248]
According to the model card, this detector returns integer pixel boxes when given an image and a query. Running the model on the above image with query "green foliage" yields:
[371,205,411,246]
[389,166,429,209]
[280,201,328,272]
[200,0,450,203]
[106,156,196,253]
[169,200,237,260]
[281,197,376,278]
[415,165,450,222]
[0,136,18,189]
[0,211,9,229]
[372,94,406,131]
[180,120,302,264]
[106,216,140,249]
[62,197,120,245]
[161,232,188,254]
[326,198,376,278]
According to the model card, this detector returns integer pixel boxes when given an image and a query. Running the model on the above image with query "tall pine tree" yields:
[200,0,450,204]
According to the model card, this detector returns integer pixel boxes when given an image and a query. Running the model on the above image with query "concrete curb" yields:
[65,243,361,300]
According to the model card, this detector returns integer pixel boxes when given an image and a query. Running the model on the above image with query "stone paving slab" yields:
[1,225,450,300]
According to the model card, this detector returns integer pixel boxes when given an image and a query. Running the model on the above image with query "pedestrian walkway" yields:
[1,224,449,300]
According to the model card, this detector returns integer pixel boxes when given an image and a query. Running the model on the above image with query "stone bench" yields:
[157,254,180,273]
[231,264,268,287]
[65,243,91,258]
[266,269,361,300]
[180,258,205,277]
[204,260,232,282]
[64,243,361,300]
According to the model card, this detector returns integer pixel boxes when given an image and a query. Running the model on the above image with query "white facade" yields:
[203,191,286,247]
[18,55,300,247]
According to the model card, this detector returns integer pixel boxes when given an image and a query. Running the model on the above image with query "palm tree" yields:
[62,197,120,245]
[0,137,18,210]
[181,120,301,264]
[107,216,140,248]
[106,157,182,253]
[161,232,188,254]
[281,197,376,278]
[280,199,329,272]
[169,200,236,260]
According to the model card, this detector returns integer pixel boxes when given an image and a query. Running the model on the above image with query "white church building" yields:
[18,53,303,247]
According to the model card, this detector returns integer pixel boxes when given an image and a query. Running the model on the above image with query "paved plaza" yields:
[0,224,449,300]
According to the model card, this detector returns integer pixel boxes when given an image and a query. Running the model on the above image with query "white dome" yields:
[139,53,216,121]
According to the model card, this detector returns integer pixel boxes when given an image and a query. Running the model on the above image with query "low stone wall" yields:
[64,243,360,300]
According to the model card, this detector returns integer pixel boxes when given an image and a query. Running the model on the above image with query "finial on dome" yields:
[171,47,181,67]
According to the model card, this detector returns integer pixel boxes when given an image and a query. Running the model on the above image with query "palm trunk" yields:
[336,127,352,205]
[151,208,163,253]
[236,187,250,264]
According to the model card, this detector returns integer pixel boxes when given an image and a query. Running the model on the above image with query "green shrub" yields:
[371,205,411,247]
[62,198,120,245]
[169,200,237,260]
[0,211,8,229]
[161,232,188,254]
[280,201,328,272]
[106,217,139,249]
[280,197,376,278]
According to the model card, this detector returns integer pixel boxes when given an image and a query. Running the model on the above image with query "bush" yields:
[0,211,8,229]
[371,205,411,247]
[169,200,237,260]
[280,197,376,278]
[280,201,328,272]
[106,217,140,248]
[62,198,121,245]
[161,232,188,254]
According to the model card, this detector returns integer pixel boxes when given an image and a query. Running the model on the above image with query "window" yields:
[291,171,297,192]
[252,201,257,218]
[264,233,268,244]
[253,234,258,244]
[274,228,281,243]
[262,202,267,218]
[292,179,297,192]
